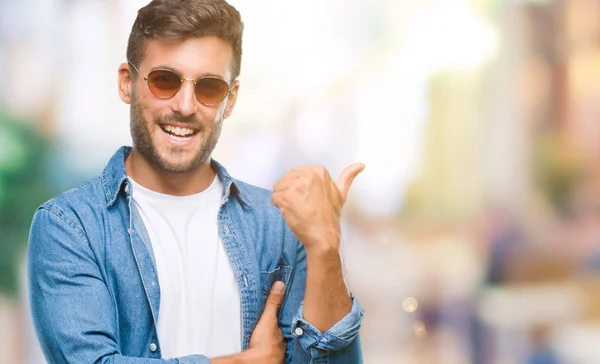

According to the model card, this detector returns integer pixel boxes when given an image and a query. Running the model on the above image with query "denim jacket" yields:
[28,146,364,364]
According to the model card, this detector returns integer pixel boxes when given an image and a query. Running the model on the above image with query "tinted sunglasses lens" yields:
[195,78,229,105]
[147,70,181,99]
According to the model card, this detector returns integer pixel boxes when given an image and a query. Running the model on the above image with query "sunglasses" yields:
[128,62,233,106]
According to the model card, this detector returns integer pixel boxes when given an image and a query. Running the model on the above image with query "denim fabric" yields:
[28,146,363,364]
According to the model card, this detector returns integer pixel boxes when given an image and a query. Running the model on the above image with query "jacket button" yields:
[294,327,304,336]
[149,343,157,352]
[124,184,130,194]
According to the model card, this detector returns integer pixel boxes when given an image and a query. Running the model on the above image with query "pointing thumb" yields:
[336,163,365,203]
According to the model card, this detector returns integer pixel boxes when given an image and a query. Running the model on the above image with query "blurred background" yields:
[2,0,600,363]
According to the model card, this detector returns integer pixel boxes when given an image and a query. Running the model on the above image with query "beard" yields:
[129,95,223,174]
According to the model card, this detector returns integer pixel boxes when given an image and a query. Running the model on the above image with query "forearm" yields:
[281,234,364,363]
[302,242,352,333]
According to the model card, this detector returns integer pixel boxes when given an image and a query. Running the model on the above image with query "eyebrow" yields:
[149,65,226,80]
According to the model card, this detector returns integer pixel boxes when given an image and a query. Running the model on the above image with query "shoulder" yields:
[35,176,107,228]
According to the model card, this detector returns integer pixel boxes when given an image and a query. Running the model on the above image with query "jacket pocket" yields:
[260,265,292,296]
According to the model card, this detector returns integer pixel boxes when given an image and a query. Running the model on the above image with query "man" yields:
[27,0,364,363]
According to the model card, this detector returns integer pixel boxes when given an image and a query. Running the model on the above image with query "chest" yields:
[96,197,295,350]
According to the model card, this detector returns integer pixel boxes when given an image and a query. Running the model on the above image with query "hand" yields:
[271,164,365,250]
[243,281,286,364]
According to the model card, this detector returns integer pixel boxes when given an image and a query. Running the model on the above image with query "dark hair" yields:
[127,0,244,81]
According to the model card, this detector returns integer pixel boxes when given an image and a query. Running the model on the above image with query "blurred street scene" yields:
[2,0,600,363]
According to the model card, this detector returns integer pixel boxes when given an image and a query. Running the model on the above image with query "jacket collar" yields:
[101,146,252,208]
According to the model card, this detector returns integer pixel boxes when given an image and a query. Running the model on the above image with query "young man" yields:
[28,0,364,363]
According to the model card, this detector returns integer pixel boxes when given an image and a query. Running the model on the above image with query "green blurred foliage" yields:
[533,132,584,215]
[0,108,53,297]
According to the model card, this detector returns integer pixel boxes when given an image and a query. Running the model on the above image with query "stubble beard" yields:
[129,95,223,174]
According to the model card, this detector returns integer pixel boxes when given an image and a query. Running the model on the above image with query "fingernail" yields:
[271,281,285,294]
[353,164,365,178]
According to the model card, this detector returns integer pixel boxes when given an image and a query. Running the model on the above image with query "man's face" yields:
[123,36,238,174]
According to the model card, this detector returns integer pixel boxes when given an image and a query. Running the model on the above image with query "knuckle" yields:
[292,185,304,194]
[282,192,293,202]
[266,297,282,306]
[299,174,311,184]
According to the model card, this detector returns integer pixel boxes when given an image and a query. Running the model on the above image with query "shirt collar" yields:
[101,146,252,208]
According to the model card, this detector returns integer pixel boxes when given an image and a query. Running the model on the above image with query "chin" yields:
[154,150,206,174]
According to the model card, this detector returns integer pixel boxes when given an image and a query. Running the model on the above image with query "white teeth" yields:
[164,125,194,136]
[166,133,193,142]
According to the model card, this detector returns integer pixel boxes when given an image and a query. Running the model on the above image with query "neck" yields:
[125,148,215,196]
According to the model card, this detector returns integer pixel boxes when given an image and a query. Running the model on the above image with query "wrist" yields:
[305,243,341,260]
[302,230,340,253]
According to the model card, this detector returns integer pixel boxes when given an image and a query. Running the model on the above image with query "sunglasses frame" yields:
[128,61,233,106]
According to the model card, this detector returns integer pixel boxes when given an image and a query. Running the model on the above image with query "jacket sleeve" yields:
[27,207,209,364]
[279,236,365,364]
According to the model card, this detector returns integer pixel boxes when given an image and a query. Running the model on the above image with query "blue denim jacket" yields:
[28,146,364,364]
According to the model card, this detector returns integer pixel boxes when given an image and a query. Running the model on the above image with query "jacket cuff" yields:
[176,354,211,364]
[291,294,364,359]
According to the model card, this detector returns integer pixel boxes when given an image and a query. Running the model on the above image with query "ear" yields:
[118,62,134,104]
[223,80,240,119]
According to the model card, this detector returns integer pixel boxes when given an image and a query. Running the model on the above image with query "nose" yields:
[170,79,197,117]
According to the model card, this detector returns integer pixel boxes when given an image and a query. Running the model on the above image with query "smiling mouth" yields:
[160,125,199,142]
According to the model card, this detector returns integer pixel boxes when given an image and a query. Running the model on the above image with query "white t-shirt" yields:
[129,176,242,359]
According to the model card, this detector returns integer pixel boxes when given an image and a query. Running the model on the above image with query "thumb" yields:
[336,163,365,203]
[263,281,286,317]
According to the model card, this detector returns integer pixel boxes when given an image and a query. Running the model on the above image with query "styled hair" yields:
[127,0,244,81]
